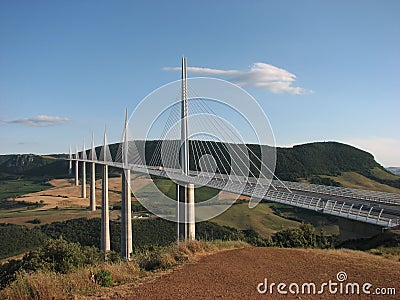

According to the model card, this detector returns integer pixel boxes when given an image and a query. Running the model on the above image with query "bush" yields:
[0,238,105,289]
[95,270,114,287]
[272,223,316,248]
[27,218,41,224]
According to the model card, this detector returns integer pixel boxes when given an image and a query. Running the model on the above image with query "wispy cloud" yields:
[163,62,312,94]
[1,115,70,127]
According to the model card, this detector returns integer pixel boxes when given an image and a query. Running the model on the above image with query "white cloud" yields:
[342,137,400,167]
[1,115,70,127]
[163,62,312,94]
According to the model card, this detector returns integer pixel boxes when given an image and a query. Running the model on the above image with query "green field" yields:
[0,179,51,201]
[211,201,339,237]
[136,178,340,237]
[211,202,299,237]
[138,178,219,202]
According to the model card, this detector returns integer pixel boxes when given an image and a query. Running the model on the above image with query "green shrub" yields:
[272,223,316,248]
[95,270,113,287]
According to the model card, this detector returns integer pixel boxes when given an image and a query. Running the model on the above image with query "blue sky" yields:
[0,1,399,166]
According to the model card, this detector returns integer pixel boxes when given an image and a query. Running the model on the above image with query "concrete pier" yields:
[121,169,132,260]
[101,164,110,252]
[177,184,187,241]
[75,160,79,186]
[81,161,86,198]
[90,162,96,211]
[187,183,195,240]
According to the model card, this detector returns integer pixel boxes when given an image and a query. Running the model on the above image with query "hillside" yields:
[0,141,399,191]
[0,154,68,179]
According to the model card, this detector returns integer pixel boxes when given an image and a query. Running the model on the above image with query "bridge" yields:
[67,57,400,260]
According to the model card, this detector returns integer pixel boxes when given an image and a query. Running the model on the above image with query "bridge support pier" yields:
[187,183,195,240]
[75,160,79,186]
[101,165,110,252]
[177,183,195,242]
[81,161,86,198]
[121,169,133,260]
[90,162,96,211]
[177,184,186,241]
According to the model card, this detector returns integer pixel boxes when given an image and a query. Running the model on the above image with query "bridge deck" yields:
[71,159,400,228]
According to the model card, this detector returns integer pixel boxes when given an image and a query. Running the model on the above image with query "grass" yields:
[367,247,400,261]
[211,201,340,238]
[268,202,340,235]
[136,179,339,238]
[0,207,84,218]
[0,208,105,228]
[140,178,219,203]
[211,202,300,237]
[0,240,248,300]
[370,166,400,181]
[0,180,51,201]
[150,179,219,202]
[322,172,400,193]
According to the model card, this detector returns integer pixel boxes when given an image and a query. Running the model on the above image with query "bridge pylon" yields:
[75,146,79,186]
[100,128,110,253]
[177,56,195,242]
[121,109,133,260]
[89,133,96,211]
[81,139,87,198]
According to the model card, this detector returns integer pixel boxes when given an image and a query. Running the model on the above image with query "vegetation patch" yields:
[0,239,246,299]
[0,224,48,260]
[0,180,51,202]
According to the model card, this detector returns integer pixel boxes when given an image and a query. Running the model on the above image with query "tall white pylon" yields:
[121,108,133,260]
[177,56,195,242]
[81,139,87,198]
[75,146,79,186]
[90,132,96,211]
[100,127,110,253]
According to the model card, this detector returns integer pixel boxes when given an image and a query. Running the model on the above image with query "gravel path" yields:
[104,247,400,299]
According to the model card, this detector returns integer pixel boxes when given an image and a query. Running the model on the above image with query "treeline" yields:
[1,217,337,262]
[40,218,245,252]
[0,224,48,260]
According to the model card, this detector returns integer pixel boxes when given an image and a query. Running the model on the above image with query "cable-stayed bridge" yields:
[67,57,400,260]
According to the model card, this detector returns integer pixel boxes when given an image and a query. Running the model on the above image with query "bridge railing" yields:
[138,165,399,228]
[69,158,400,228]
[272,180,400,206]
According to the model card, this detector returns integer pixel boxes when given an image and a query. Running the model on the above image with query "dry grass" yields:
[0,240,248,300]
[324,172,400,193]
[1,177,134,227]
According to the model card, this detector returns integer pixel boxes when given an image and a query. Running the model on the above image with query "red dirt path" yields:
[103,247,400,300]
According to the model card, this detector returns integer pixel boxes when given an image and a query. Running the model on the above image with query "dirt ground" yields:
[102,247,399,300]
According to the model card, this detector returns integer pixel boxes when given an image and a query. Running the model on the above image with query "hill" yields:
[1,141,398,191]
[0,154,68,180]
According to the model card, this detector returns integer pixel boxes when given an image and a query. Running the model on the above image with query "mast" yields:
[180,56,189,175]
